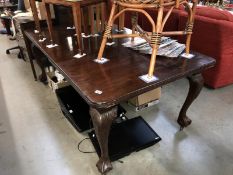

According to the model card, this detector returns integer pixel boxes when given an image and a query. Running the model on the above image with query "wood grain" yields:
[24,27,215,109]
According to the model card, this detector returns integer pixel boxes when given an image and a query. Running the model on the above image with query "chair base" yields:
[94,57,109,64]
[180,53,195,59]
[139,74,159,83]
[6,46,26,61]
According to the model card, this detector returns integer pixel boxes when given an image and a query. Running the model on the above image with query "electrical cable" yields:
[77,107,127,154]
[77,138,96,154]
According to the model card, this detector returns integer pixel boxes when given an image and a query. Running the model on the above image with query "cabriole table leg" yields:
[89,107,117,174]
[178,73,204,130]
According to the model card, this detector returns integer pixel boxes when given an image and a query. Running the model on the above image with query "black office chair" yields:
[5,0,26,60]
[6,45,25,59]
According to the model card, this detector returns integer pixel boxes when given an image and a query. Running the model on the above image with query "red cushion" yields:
[195,6,233,22]
[178,12,233,88]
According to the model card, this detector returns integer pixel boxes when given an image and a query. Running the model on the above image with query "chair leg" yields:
[96,4,101,33]
[97,2,117,60]
[72,3,83,54]
[2,17,12,35]
[118,6,125,31]
[19,47,26,61]
[149,40,160,77]
[6,46,21,55]
[82,7,90,35]
[29,0,43,40]
[43,2,55,44]
[131,12,138,41]
[100,2,107,32]
[185,33,192,55]
[6,46,20,52]
[88,5,95,36]
[184,1,197,55]
[185,10,192,55]
[148,7,164,77]
[6,46,26,61]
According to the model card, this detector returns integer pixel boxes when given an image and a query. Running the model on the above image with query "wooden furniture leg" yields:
[177,74,204,130]
[184,1,197,55]
[97,2,117,59]
[148,7,163,77]
[100,2,106,32]
[131,12,138,41]
[82,7,89,35]
[88,5,95,36]
[24,35,37,81]
[89,107,117,174]
[72,3,83,54]
[118,6,125,30]
[96,4,101,33]
[43,2,55,44]
[29,0,43,39]
[185,19,192,55]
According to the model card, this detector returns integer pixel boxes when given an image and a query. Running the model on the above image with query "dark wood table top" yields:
[24,27,215,109]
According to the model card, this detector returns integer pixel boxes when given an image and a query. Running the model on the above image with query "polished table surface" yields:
[24,26,215,174]
[24,27,215,109]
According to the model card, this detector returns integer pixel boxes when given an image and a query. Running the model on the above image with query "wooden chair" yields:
[97,0,198,81]
[28,0,44,40]
[29,0,107,54]
[81,3,106,37]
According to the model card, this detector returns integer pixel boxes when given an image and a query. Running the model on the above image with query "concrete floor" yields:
[1,34,233,175]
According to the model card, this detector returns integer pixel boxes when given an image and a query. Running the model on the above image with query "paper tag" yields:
[139,74,159,83]
[106,42,115,46]
[67,26,75,30]
[38,37,46,42]
[94,90,102,95]
[91,34,100,37]
[122,38,146,47]
[181,53,195,59]
[94,58,109,64]
[46,44,58,48]
[81,33,91,38]
[73,53,86,58]
[115,29,124,33]
[55,70,65,82]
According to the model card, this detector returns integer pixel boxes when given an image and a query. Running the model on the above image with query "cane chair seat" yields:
[117,0,186,8]
[97,0,198,80]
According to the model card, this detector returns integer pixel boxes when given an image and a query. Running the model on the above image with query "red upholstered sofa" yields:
[178,7,233,88]
[124,6,233,88]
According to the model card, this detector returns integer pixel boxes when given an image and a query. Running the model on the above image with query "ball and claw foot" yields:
[177,115,192,131]
[96,158,112,174]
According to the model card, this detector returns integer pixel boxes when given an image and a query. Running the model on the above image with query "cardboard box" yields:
[128,87,161,111]
[47,72,69,92]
